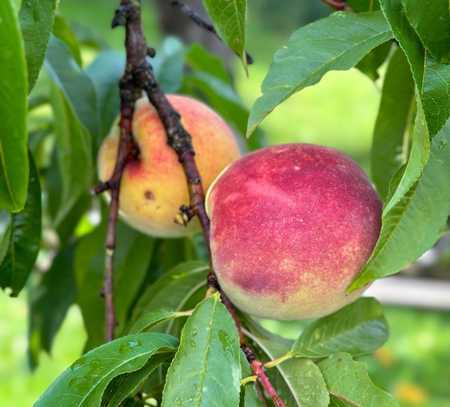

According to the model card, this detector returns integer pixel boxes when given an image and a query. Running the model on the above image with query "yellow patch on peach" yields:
[98,95,241,237]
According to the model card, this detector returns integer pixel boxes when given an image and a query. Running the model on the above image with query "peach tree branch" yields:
[95,1,286,404]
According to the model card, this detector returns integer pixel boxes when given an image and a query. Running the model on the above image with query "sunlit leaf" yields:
[318,353,399,406]
[292,298,388,358]
[162,294,241,407]
[371,47,415,199]
[350,120,450,289]
[202,0,247,69]
[247,11,392,136]
[0,0,29,211]
[35,333,178,407]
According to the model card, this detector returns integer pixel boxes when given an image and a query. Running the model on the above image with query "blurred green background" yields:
[2,1,449,406]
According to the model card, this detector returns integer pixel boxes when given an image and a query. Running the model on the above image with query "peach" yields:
[206,144,382,320]
[98,94,241,238]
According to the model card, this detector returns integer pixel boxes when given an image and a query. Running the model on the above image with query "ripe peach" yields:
[206,144,382,320]
[98,95,241,237]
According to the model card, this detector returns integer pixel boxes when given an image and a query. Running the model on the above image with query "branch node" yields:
[175,204,195,226]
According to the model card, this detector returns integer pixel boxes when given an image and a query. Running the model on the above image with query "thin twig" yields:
[170,0,254,65]
[321,0,349,10]
[101,1,285,404]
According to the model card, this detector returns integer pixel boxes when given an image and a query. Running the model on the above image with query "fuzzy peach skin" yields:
[206,144,382,320]
[98,94,241,238]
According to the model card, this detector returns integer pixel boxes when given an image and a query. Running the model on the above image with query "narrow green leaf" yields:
[276,359,330,407]
[102,353,171,407]
[382,98,430,215]
[152,37,185,93]
[53,15,82,66]
[35,333,178,407]
[379,0,424,88]
[131,261,208,323]
[86,51,124,147]
[371,47,415,199]
[28,244,76,369]
[292,298,389,358]
[356,41,391,81]
[185,43,230,83]
[347,0,380,11]
[162,294,241,407]
[75,221,154,348]
[49,85,93,226]
[0,155,41,296]
[0,0,29,211]
[401,0,450,63]
[380,0,449,137]
[350,120,450,289]
[202,0,247,68]
[19,0,57,91]
[247,11,392,136]
[422,54,450,136]
[128,309,189,334]
[318,353,399,407]
[45,35,99,136]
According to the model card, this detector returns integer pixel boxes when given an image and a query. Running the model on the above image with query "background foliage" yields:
[0,0,449,406]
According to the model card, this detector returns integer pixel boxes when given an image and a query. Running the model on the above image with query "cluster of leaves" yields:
[0,0,448,405]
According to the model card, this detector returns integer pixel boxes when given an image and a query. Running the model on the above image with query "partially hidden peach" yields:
[98,94,241,238]
[206,144,382,320]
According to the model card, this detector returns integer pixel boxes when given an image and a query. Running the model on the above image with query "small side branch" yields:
[170,0,254,65]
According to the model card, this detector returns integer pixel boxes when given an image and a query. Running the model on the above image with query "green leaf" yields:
[0,155,41,296]
[347,0,380,11]
[35,333,178,407]
[422,55,450,136]
[152,37,185,93]
[75,221,155,348]
[356,41,391,81]
[382,98,430,215]
[247,11,393,136]
[202,0,247,68]
[292,298,389,358]
[49,85,93,226]
[53,15,82,66]
[380,0,449,137]
[185,43,230,83]
[371,47,415,199]
[28,244,76,369]
[379,0,424,88]
[0,0,29,211]
[128,309,190,334]
[19,0,57,91]
[350,120,450,289]
[86,51,124,147]
[246,321,322,407]
[318,353,399,407]
[101,353,171,407]
[162,294,241,407]
[131,261,208,324]
[45,35,99,136]
[276,358,330,407]
[401,0,450,63]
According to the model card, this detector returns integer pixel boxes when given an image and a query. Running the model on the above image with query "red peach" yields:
[98,95,241,237]
[206,144,382,320]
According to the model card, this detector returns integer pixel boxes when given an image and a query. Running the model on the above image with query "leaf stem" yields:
[264,351,294,369]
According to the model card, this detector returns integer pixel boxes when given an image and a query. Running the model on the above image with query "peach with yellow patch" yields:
[98,95,241,237]
[206,144,382,320]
